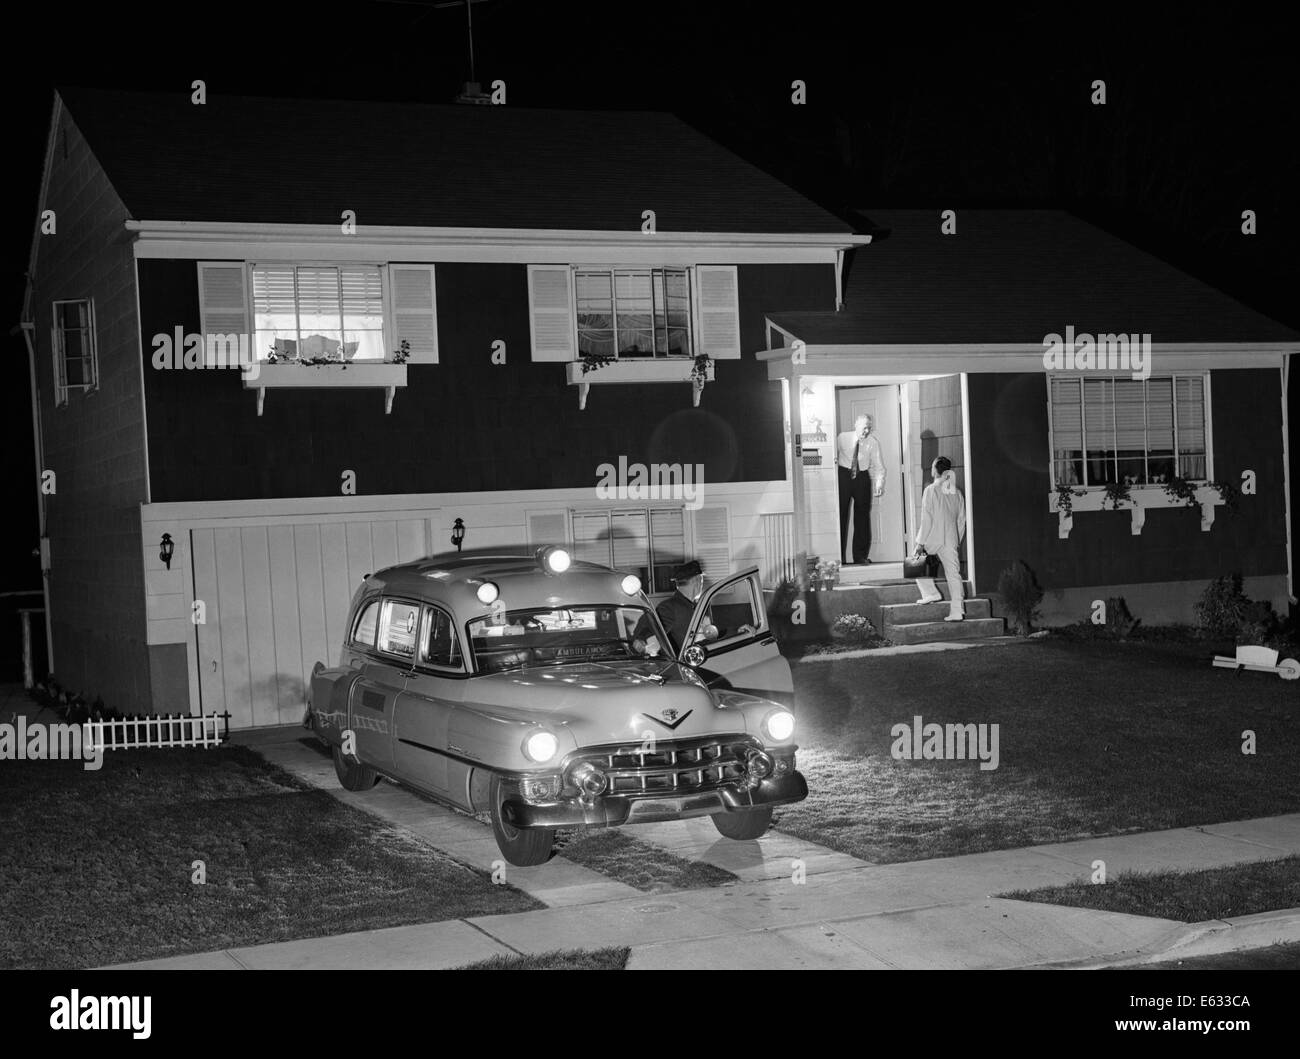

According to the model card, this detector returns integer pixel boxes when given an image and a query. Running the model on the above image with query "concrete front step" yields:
[860,581,976,605]
[884,617,1006,643]
[883,598,992,623]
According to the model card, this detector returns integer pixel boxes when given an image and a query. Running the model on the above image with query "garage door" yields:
[190,518,431,728]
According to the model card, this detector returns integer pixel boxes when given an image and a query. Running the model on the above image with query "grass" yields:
[776,638,1300,864]
[1131,941,1300,970]
[457,947,630,970]
[0,745,542,970]
[553,827,738,891]
[1001,855,1300,922]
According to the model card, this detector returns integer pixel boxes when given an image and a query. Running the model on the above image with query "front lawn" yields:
[0,746,542,969]
[775,638,1300,863]
[1001,855,1300,922]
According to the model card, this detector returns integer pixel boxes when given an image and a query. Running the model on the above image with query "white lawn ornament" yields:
[1211,645,1300,680]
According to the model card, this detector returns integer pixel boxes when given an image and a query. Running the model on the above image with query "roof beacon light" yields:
[476,581,500,605]
[620,574,641,596]
[540,546,571,575]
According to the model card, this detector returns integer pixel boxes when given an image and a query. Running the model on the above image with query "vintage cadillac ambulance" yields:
[306,546,806,865]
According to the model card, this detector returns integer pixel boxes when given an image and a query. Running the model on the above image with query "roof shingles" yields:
[56,87,853,234]
[768,210,1299,345]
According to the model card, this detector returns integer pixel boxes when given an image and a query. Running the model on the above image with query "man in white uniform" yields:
[916,456,967,620]
[836,414,885,564]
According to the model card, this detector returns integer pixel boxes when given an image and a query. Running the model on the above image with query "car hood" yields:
[454,659,758,753]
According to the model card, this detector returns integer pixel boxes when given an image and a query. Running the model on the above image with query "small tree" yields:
[1194,574,1249,639]
[997,560,1044,635]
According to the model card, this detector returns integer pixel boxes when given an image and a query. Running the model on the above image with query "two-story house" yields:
[24,88,1296,729]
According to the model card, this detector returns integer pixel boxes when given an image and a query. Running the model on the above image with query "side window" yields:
[351,599,381,647]
[419,606,464,670]
[378,600,420,659]
[707,577,762,645]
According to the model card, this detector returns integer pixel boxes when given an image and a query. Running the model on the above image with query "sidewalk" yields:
[102,725,1300,970]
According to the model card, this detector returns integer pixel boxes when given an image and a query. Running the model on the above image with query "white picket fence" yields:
[85,712,231,752]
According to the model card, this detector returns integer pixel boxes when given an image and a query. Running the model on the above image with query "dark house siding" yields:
[31,108,150,709]
[968,370,1288,592]
[140,261,833,502]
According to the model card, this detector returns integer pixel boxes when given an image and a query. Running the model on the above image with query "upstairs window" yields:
[51,299,98,405]
[1050,374,1209,487]
[252,265,386,362]
[576,268,692,358]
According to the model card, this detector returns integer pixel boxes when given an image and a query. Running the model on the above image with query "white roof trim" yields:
[125,219,871,249]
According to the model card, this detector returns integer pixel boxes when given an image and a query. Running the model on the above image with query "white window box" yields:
[243,362,408,415]
[1049,484,1225,538]
[564,358,714,409]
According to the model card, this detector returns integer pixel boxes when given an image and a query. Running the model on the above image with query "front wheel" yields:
[332,744,379,791]
[711,806,773,840]
[490,775,556,867]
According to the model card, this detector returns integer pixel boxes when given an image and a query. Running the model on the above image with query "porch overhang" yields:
[757,338,1295,381]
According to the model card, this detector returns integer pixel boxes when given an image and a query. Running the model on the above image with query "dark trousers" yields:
[837,466,873,563]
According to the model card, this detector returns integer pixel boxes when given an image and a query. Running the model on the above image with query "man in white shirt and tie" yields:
[837,414,885,564]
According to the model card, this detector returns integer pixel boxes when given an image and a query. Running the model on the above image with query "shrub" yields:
[997,560,1044,635]
[1105,596,1141,639]
[1237,599,1280,647]
[1194,574,1249,639]
[830,613,878,643]
[770,577,801,635]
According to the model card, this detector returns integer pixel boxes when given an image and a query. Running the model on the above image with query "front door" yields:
[837,385,906,562]
[681,567,793,709]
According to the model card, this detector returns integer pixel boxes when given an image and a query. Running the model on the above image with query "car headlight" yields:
[539,546,571,574]
[476,581,499,604]
[620,574,641,596]
[763,709,796,742]
[522,729,560,763]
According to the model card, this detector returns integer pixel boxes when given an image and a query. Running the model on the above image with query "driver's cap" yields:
[673,560,703,583]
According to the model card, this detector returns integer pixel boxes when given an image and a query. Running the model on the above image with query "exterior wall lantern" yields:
[451,518,465,552]
[159,533,175,570]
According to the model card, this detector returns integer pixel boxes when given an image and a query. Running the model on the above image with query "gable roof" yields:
[54,87,853,235]
[768,209,1299,345]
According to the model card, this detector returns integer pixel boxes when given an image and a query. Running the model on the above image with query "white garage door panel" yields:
[191,515,434,729]
[241,527,279,728]
[214,527,253,728]
[293,525,330,701]
[320,523,351,657]
[268,525,306,716]
[191,529,226,724]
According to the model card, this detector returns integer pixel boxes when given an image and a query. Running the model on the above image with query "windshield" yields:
[467,604,668,674]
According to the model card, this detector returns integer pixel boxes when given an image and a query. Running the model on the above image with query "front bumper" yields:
[501,769,808,828]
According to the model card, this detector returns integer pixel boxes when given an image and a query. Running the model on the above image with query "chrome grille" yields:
[565,736,758,797]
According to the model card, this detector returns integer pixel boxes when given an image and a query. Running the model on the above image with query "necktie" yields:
[851,437,861,479]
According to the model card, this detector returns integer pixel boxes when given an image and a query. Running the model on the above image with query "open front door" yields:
[681,567,793,708]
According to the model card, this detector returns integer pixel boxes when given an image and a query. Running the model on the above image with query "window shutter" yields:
[527,511,569,549]
[692,505,732,581]
[610,511,650,575]
[571,511,611,566]
[388,265,438,364]
[527,265,576,361]
[1050,378,1082,449]
[197,263,250,343]
[693,266,741,359]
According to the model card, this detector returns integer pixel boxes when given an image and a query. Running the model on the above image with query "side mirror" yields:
[683,643,708,668]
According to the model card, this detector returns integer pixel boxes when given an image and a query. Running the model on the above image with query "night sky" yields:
[4,0,1296,600]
